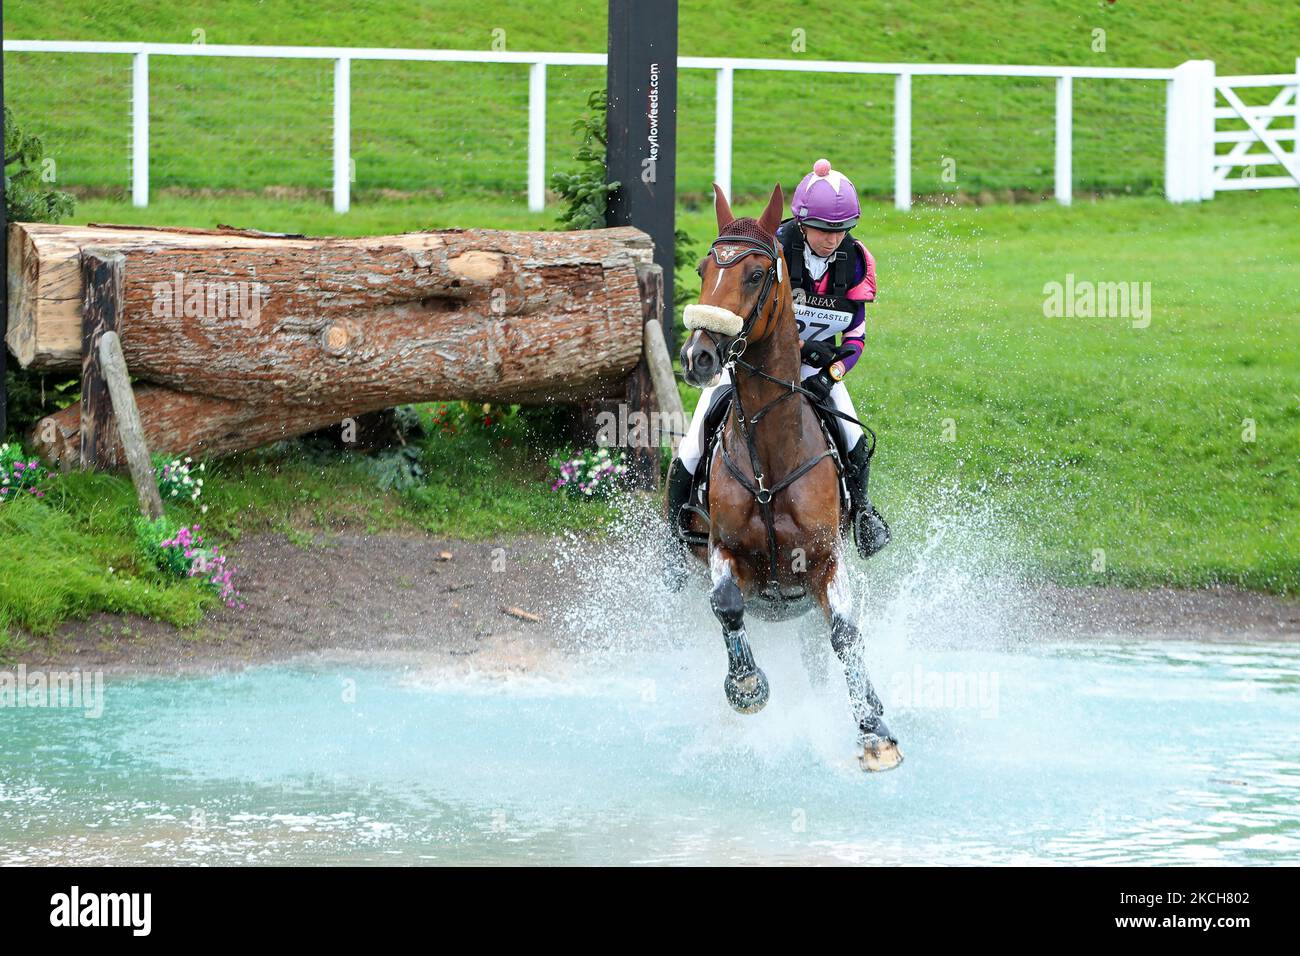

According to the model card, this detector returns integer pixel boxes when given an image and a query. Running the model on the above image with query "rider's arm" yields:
[834,309,866,379]
[831,244,876,380]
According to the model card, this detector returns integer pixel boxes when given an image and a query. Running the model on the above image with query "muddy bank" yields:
[12,531,1300,673]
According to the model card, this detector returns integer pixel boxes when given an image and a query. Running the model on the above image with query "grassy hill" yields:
[5,0,1300,201]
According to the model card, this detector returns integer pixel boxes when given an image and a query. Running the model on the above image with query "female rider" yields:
[666,158,890,564]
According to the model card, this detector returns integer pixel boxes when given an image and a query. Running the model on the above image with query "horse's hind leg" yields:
[817,556,903,772]
[709,546,769,714]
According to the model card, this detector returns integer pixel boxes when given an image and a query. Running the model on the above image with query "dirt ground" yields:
[13,531,1300,673]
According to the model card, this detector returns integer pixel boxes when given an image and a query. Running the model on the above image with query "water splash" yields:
[4,483,1295,865]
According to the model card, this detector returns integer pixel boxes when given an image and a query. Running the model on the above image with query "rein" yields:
[695,232,877,590]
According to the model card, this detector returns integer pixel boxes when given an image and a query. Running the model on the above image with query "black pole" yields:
[1,0,8,440]
[605,0,677,352]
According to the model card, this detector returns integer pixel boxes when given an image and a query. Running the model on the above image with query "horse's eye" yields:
[749,269,763,283]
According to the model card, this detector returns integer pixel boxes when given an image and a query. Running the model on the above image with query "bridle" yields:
[693,233,781,366]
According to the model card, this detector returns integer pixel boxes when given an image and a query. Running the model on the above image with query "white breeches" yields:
[677,364,864,475]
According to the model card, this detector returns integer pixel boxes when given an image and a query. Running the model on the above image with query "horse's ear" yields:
[758,183,783,236]
[713,183,734,231]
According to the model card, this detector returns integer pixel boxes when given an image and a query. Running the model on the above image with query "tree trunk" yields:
[8,222,658,465]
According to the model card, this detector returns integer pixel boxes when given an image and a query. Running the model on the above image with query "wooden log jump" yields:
[7,222,669,478]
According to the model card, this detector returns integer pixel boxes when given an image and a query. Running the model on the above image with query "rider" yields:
[666,158,891,562]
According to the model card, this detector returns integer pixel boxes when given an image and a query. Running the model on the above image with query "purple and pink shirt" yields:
[807,240,875,374]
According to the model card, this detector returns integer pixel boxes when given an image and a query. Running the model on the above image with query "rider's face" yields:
[802,225,844,257]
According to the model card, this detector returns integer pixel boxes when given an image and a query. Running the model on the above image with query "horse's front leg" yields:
[709,546,769,714]
[816,554,903,772]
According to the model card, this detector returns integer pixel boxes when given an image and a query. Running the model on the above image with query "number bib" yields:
[792,288,856,341]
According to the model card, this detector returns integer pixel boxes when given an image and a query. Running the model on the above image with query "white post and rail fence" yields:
[6,41,1298,212]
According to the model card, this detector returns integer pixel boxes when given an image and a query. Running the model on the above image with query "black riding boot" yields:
[663,457,695,591]
[845,437,891,559]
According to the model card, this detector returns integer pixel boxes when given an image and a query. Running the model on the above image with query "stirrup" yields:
[677,503,711,547]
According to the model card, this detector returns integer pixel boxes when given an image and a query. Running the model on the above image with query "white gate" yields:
[1213,65,1300,192]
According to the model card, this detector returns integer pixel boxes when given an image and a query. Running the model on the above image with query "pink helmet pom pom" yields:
[812,158,832,177]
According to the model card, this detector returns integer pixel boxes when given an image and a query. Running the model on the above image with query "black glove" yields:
[801,368,836,403]
[800,340,856,371]
[800,339,838,369]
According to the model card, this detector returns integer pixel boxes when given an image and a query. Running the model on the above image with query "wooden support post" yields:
[98,330,164,520]
[623,262,664,491]
[642,317,685,456]
[78,248,163,518]
[80,249,124,469]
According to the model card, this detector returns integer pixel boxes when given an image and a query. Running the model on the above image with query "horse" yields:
[672,182,902,772]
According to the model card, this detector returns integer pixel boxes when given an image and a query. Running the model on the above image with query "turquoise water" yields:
[2,638,1297,865]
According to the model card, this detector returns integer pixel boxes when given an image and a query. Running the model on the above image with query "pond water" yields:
[3,636,1297,865]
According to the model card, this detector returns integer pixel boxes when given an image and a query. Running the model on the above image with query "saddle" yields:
[676,386,851,548]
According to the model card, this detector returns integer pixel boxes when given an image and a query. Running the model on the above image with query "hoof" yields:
[858,733,904,772]
[724,668,770,714]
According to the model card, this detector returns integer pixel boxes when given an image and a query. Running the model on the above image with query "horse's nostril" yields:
[698,351,714,369]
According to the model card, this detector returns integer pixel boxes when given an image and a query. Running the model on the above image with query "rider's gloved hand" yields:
[801,368,836,403]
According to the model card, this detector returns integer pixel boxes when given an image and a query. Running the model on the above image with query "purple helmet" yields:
[791,158,860,230]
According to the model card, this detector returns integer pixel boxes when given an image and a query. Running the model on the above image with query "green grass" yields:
[5,0,1300,201]
[0,473,214,638]
[8,188,1299,623]
[678,189,1300,593]
[195,422,618,542]
[0,405,624,637]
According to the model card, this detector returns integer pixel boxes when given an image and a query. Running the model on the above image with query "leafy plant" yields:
[4,107,75,223]
[0,442,47,503]
[135,515,243,608]
[367,444,426,492]
[424,401,528,442]
[674,227,701,320]
[135,514,189,577]
[153,454,207,509]
[5,109,78,441]
[391,404,427,442]
[550,89,620,231]
[549,446,629,500]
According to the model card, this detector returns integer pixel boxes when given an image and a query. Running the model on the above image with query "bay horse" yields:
[674,183,902,772]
